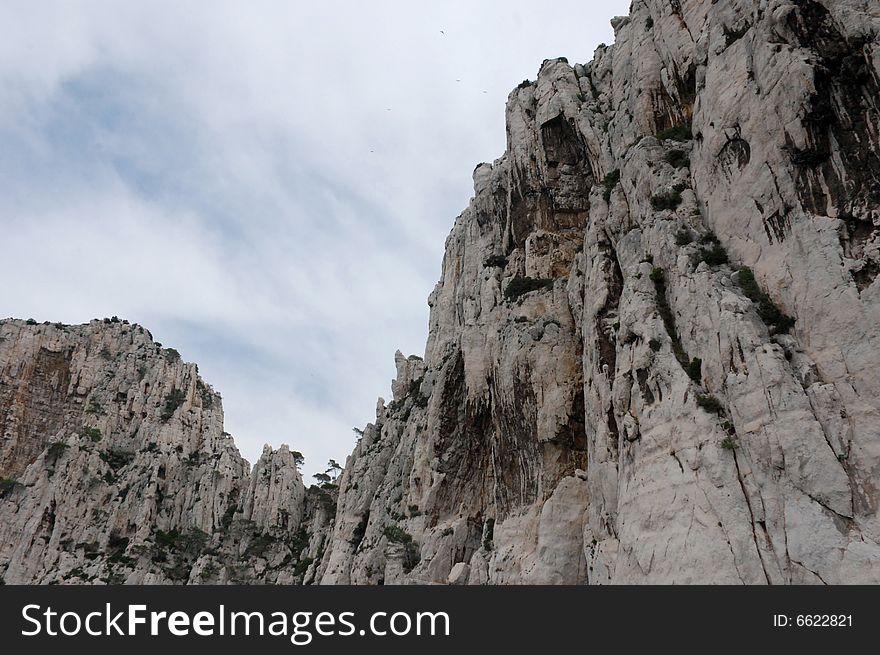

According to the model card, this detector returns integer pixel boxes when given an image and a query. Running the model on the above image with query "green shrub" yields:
[656,121,692,141]
[504,276,554,301]
[65,567,91,582]
[675,229,693,246]
[646,16,654,29]
[651,268,705,382]
[651,188,683,211]
[648,339,662,352]
[199,561,219,580]
[602,169,621,201]
[310,486,337,519]
[736,267,795,335]
[26,318,38,325]
[664,149,690,168]
[695,394,723,414]
[81,427,102,442]
[244,532,277,558]
[721,436,738,451]
[154,528,208,558]
[0,478,19,498]
[687,357,703,382]
[652,269,680,358]
[46,442,69,463]
[197,381,214,409]
[383,525,420,573]
[695,239,729,266]
[699,233,719,245]
[161,389,186,422]
[517,79,532,90]
[411,390,429,409]
[100,449,134,470]
[78,541,100,558]
[107,533,133,565]
[285,527,310,557]
[165,561,193,581]
[164,348,181,363]
[383,525,414,544]
[155,529,181,549]
[294,557,314,577]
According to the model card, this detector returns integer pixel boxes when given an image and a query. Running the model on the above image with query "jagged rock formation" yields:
[0,319,332,584]
[3,0,880,584]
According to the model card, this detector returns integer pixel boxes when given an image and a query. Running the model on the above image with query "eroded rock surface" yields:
[0,319,329,584]
[3,0,880,584]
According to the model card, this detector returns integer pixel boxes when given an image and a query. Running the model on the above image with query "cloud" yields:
[0,0,625,470]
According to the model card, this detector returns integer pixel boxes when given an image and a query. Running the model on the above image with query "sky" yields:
[0,0,627,478]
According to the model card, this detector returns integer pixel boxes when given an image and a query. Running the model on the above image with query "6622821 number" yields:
[773,615,852,627]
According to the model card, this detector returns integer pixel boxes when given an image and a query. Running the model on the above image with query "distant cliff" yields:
[0,318,334,583]
[3,0,880,584]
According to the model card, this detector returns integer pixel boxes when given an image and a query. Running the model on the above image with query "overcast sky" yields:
[1,0,627,478]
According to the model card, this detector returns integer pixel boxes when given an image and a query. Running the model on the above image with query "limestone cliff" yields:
[0,319,331,584]
[3,0,880,584]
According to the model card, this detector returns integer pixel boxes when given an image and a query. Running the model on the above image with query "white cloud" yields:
[0,0,626,470]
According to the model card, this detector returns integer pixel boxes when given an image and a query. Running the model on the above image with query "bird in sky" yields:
[440,30,445,35]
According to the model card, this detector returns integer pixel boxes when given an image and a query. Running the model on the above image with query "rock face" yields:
[0,319,331,584]
[3,0,880,584]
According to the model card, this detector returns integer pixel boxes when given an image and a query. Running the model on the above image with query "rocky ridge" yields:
[3,0,880,584]
[0,319,333,584]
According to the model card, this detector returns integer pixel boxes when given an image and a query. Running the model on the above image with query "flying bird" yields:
[440,30,445,35]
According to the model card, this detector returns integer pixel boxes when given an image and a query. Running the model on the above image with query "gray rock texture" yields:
[0,319,330,584]
[2,0,880,584]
